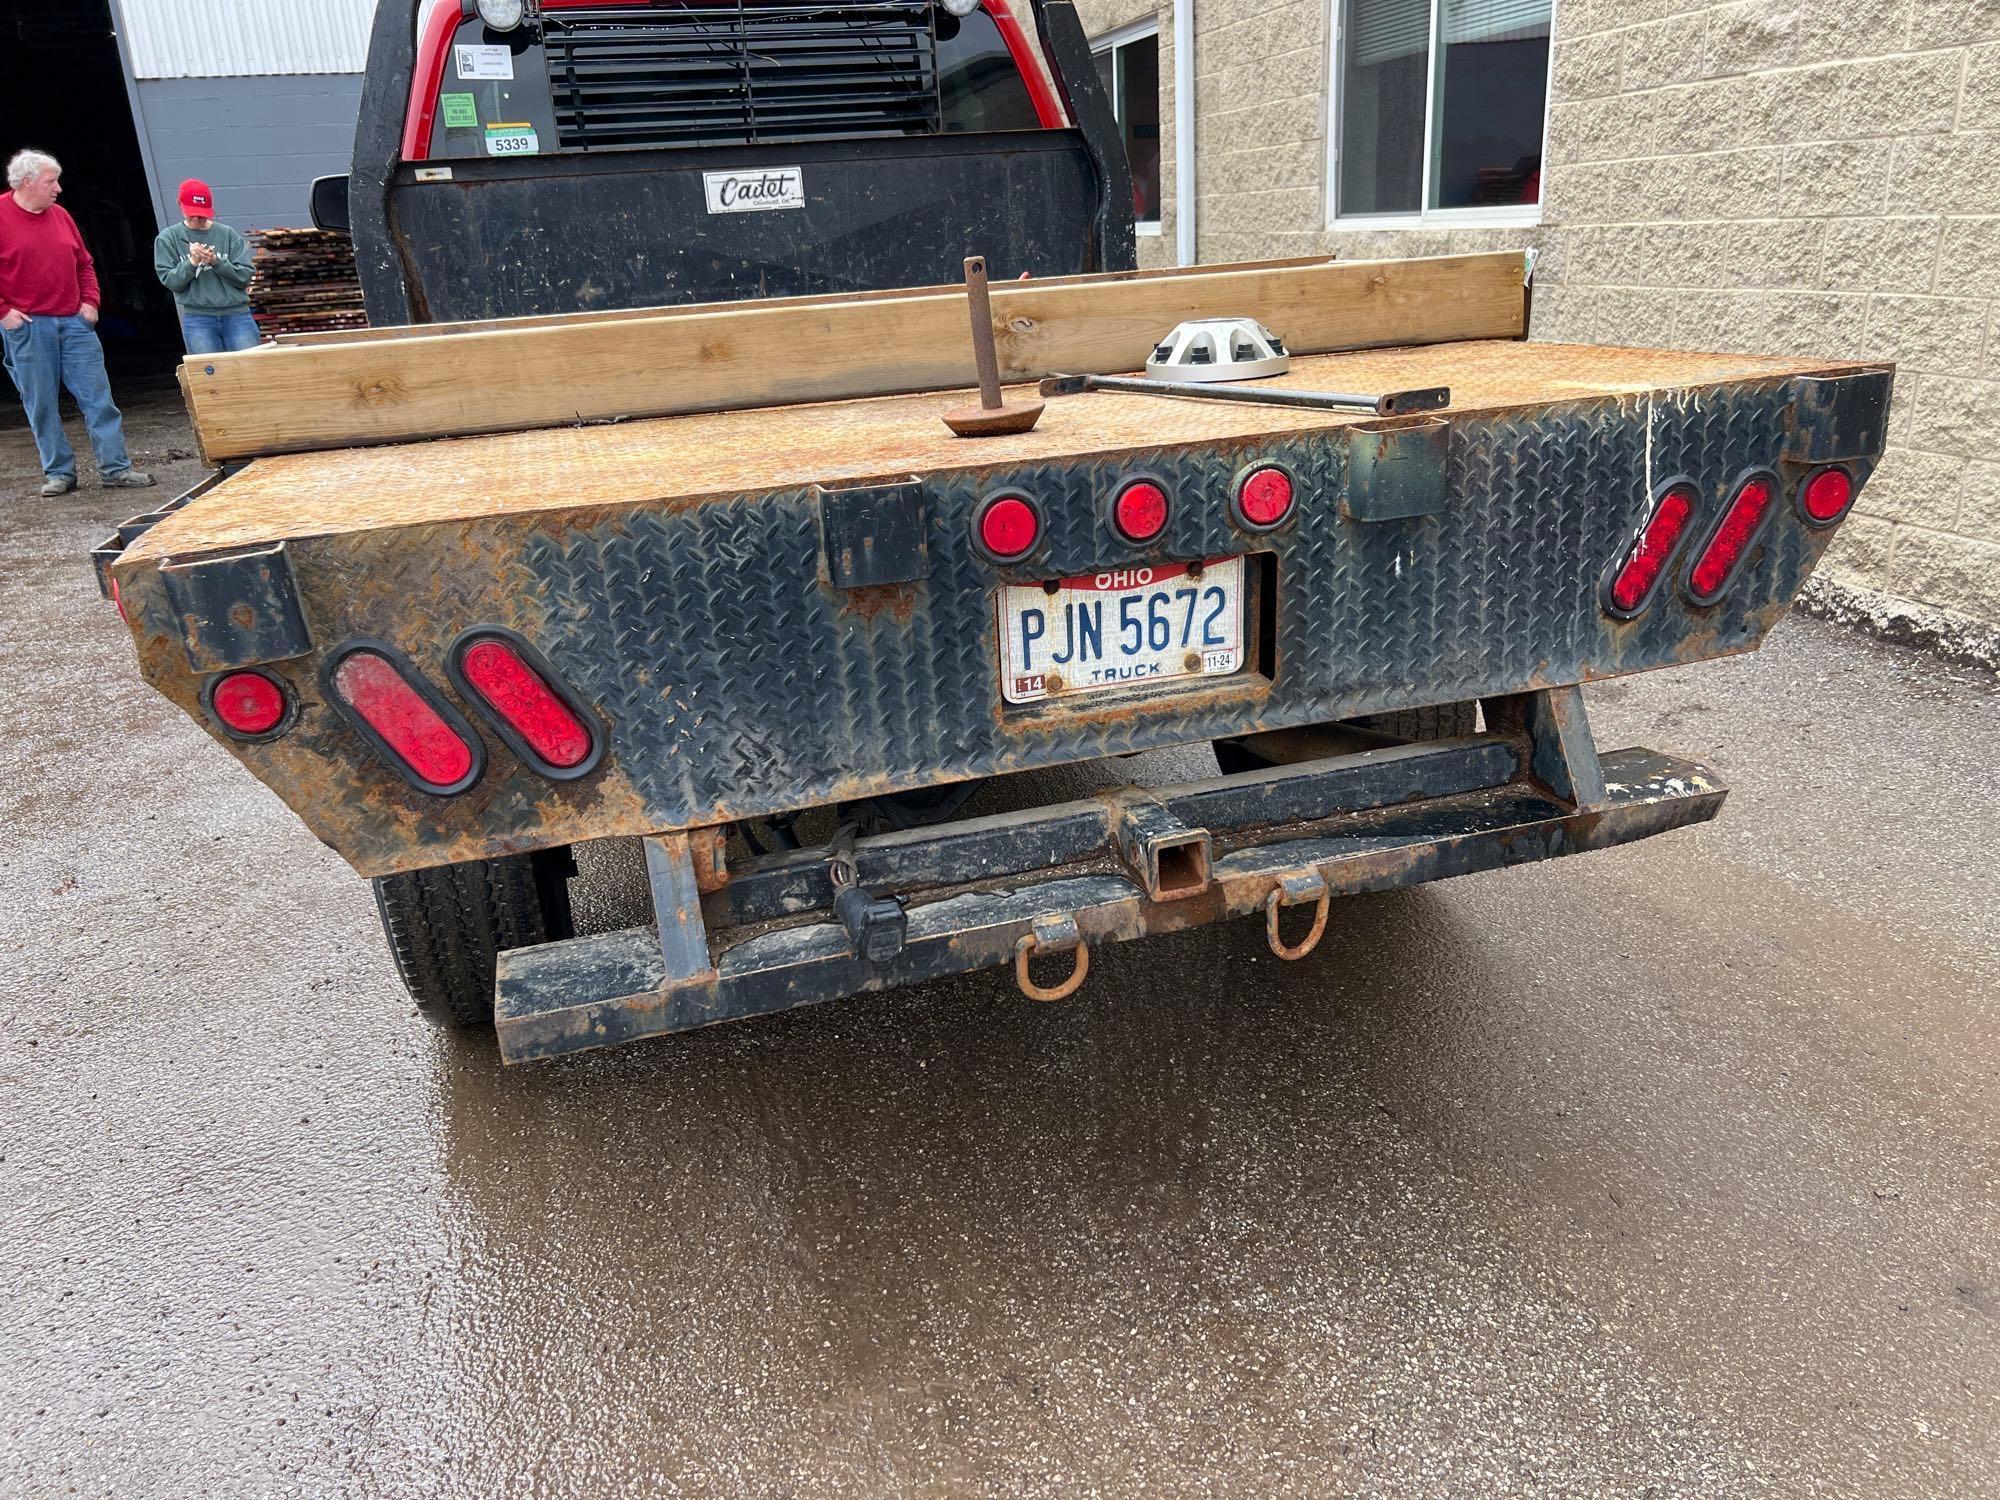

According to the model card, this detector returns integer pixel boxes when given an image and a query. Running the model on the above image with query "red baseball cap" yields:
[178,179,214,213]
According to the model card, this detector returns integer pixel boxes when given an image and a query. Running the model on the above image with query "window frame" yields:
[1323,0,1556,231]
[1091,16,1165,236]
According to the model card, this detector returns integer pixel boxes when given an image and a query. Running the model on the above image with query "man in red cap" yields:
[1,148,153,496]
[153,177,258,355]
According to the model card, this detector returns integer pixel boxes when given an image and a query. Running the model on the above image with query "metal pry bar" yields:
[1038,373,1450,417]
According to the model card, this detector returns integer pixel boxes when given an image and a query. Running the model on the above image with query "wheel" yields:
[1212,701,1480,775]
[371,848,575,1029]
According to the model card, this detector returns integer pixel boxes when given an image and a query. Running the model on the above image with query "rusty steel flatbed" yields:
[124,341,1847,561]
[93,274,1897,1058]
[103,335,1891,889]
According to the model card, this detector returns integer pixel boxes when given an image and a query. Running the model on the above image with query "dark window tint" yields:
[1336,0,1548,217]
[1338,0,1427,215]
[1093,31,1160,224]
[939,9,1041,132]
[1432,0,1549,208]
[427,5,1044,156]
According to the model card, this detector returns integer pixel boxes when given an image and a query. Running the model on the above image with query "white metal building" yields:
[109,0,377,231]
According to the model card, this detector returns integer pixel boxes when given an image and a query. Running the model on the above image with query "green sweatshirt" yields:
[153,221,254,315]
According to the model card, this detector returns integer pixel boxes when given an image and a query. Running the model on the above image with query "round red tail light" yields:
[208,670,288,738]
[975,494,1040,561]
[1688,473,1778,603]
[1800,466,1854,525]
[1236,466,1294,529]
[1112,480,1169,542]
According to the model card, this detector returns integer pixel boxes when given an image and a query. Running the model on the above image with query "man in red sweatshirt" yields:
[0,149,152,496]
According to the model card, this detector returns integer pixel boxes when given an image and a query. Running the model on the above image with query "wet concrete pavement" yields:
[2,393,1997,1498]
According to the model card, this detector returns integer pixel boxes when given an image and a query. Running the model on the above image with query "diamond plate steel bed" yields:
[100,329,1892,1062]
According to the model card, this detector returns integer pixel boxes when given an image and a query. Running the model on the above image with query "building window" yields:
[1092,22,1162,232]
[1330,0,1551,226]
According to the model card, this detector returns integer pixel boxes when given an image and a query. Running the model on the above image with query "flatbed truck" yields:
[93,252,1892,1061]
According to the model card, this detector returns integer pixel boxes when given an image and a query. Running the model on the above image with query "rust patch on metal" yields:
[690,827,730,892]
[837,582,922,623]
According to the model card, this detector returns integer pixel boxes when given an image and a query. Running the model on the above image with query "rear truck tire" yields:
[1213,701,1480,776]
[371,848,576,1029]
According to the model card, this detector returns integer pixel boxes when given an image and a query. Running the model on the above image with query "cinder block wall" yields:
[1071,0,2000,632]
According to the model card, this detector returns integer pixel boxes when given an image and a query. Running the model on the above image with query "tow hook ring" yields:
[1265,873,1330,961]
[1014,915,1090,1002]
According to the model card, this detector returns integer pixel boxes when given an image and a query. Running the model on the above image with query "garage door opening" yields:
[1,0,185,391]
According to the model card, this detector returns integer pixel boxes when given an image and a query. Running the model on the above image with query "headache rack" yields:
[543,0,943,151]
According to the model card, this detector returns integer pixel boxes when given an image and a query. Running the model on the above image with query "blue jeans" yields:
[182,311,262,354]
[0,313,132,483]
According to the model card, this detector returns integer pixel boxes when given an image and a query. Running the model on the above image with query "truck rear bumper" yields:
[493,691,1723,1063]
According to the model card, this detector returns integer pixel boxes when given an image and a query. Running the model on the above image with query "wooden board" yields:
[266,253,1356,347]
[179,252,1528,463]
[131,340,1862,564]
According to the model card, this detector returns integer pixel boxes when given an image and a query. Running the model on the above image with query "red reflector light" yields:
[1800,466,1854,525]
[1237,466,1294,528]
[458,638,593,770]
[1112,480,1169,542]
[209,670,287,736]
[977,494,1039,560]
[1608,485,1696,615]
[330,649,477,792]
[1689,474,1777,602]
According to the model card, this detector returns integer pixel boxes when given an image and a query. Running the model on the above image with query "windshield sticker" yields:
[703,168,806,214]
[484,124,539,158]
[440,93,478,129]
[454,44,514,80]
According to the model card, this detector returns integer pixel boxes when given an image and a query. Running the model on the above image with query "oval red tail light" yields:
[1607,484,1696,616]
[1688,473,1778,603]
[1112,480,1169,542]
[1236,466,1294,529]
[454,635,597,775]
[208,669,289,738]
[326,647,480,794]
[1800,466,1854,525]
[976,494,1040,561]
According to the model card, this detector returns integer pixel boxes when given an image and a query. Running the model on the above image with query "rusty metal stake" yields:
[943,255,1044,438]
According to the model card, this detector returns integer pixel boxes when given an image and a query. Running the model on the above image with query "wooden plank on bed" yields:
[180,252,1527,462]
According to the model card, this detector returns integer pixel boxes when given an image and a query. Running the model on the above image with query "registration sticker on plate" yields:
[999,558,1246,705]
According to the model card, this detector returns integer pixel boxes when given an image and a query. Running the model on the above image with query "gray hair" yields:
[7,150,60,191]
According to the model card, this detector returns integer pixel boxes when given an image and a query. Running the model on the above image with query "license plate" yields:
[998,558,1246,705]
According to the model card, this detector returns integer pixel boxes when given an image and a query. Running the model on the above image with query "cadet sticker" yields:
[702,167,806,213]
[484,123,539,157]
[454,44,513,80]
[440,93,478,129]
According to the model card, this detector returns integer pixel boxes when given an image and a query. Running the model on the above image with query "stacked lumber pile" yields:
[247,228,367,337]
